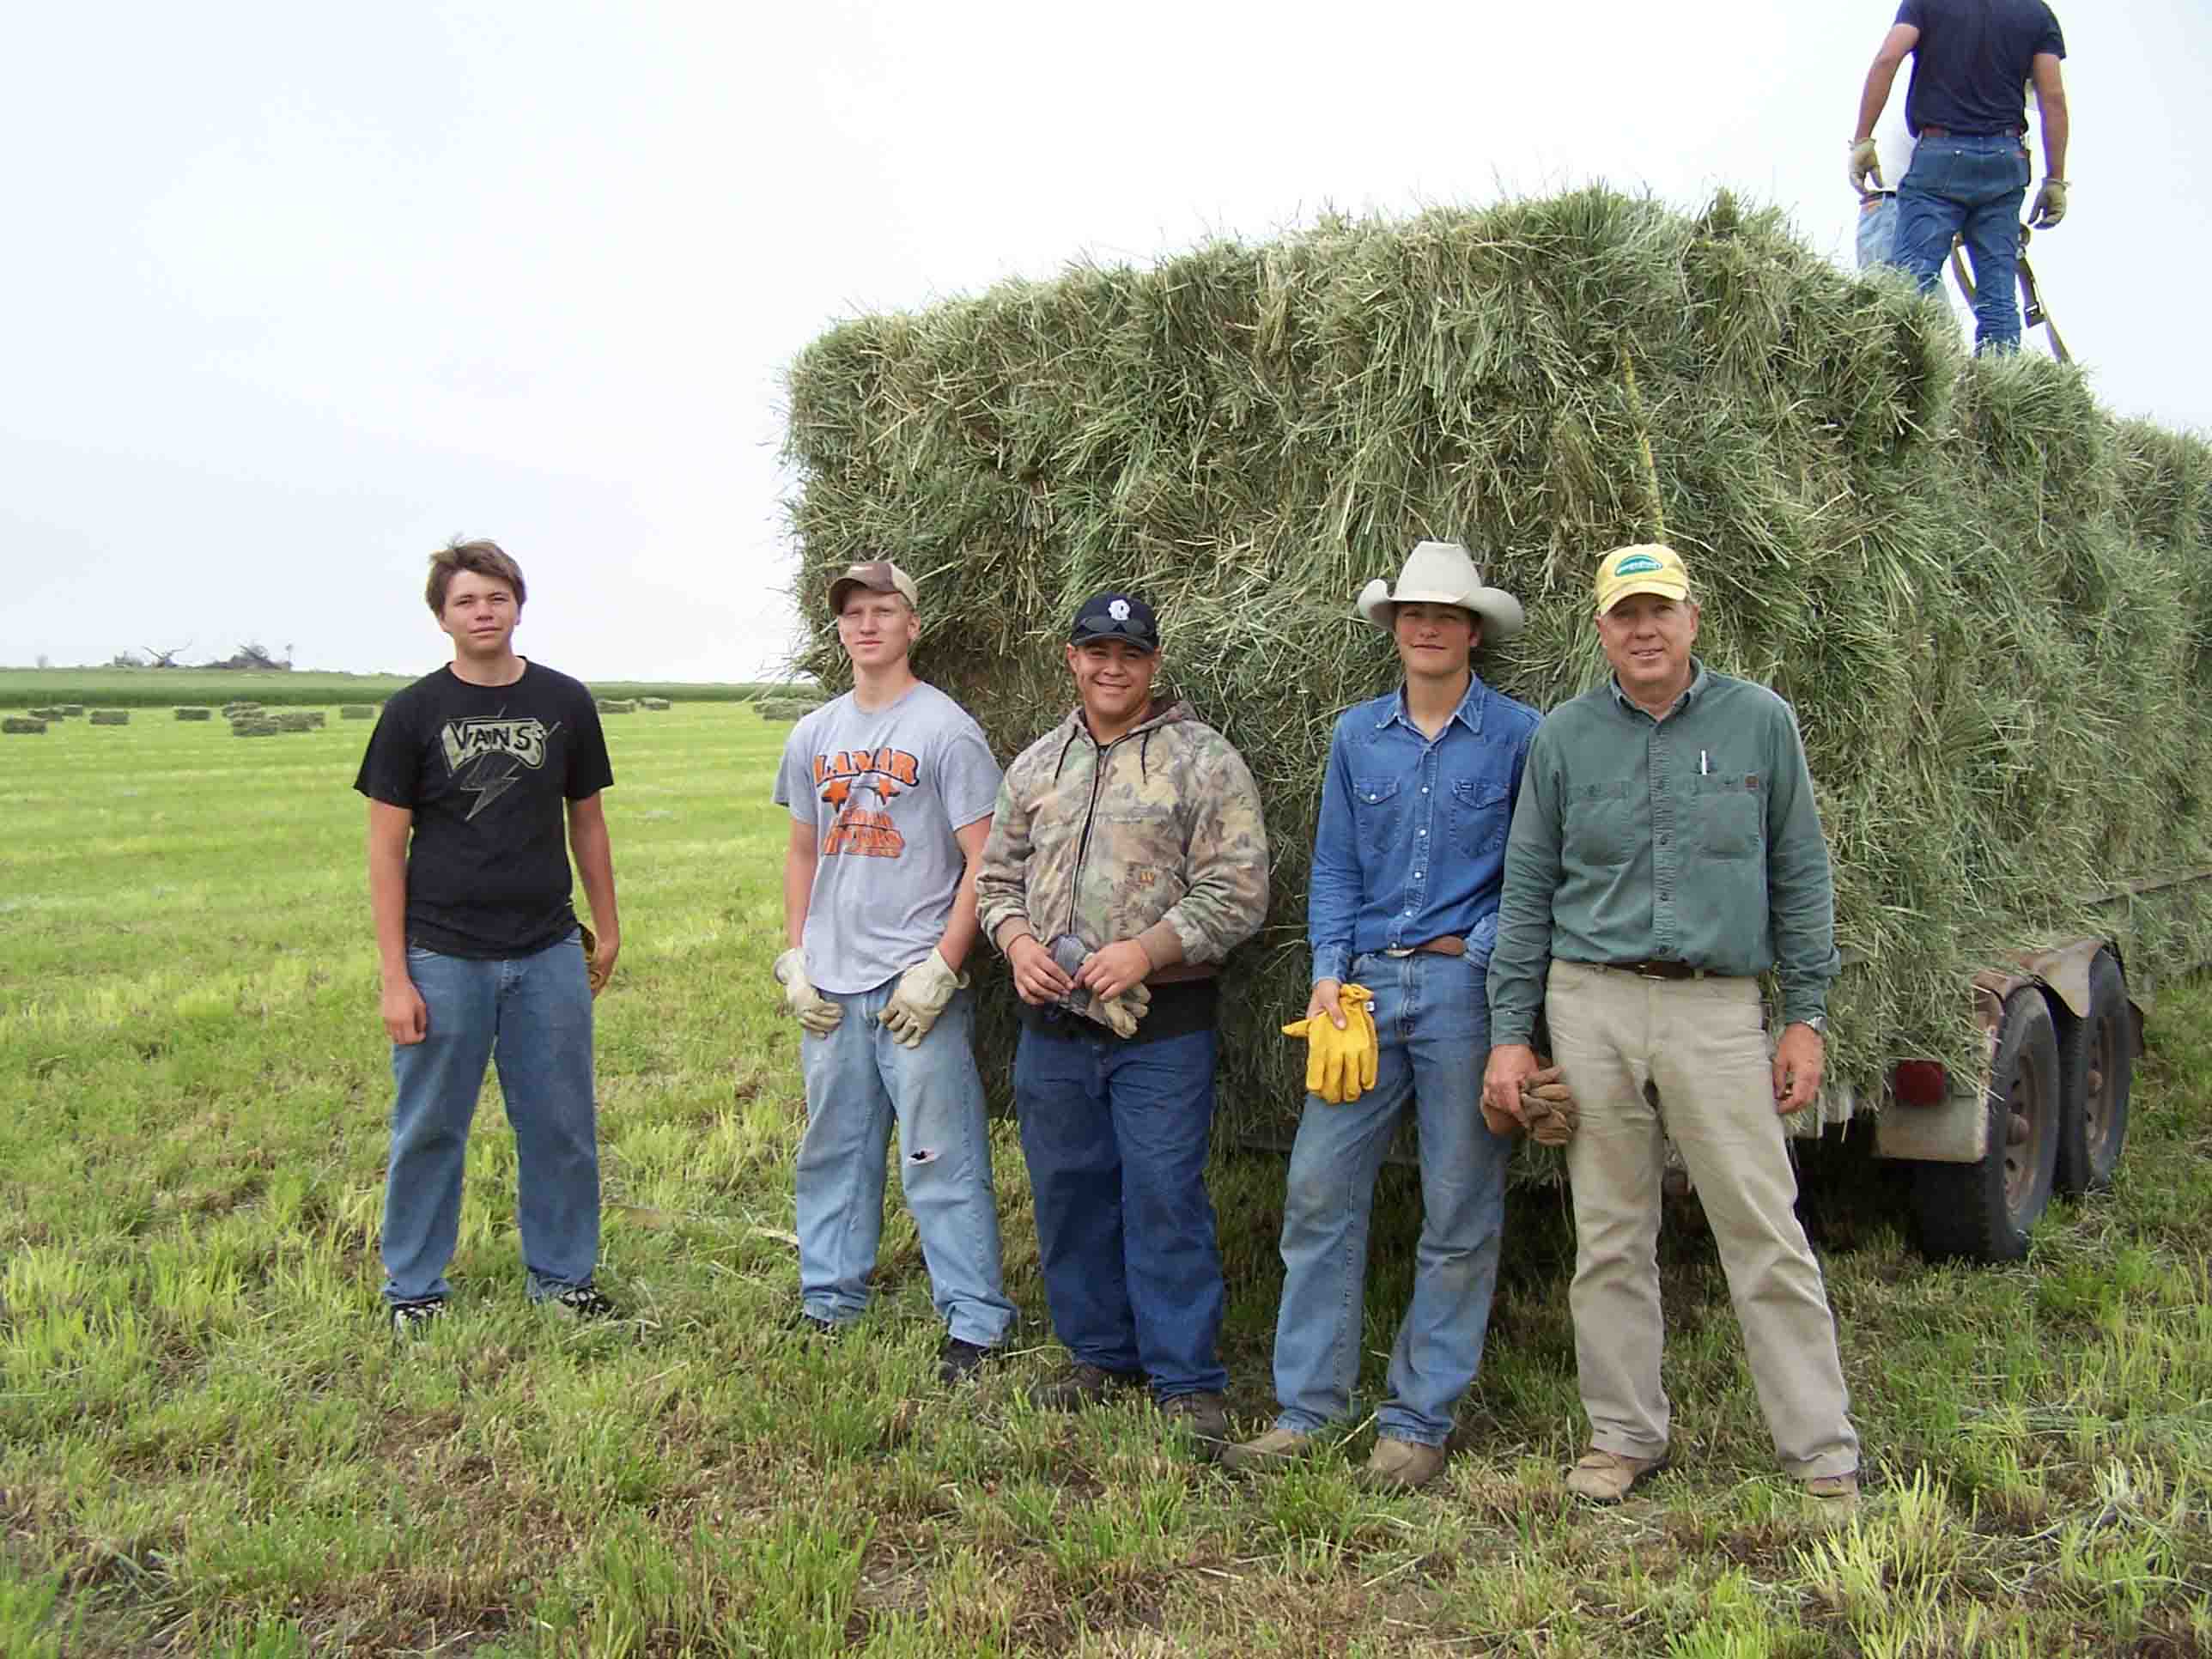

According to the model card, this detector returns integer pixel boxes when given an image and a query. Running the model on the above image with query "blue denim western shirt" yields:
[1307,675,1541,986]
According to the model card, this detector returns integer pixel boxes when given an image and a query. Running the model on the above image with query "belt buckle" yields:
[1382,946,1415,958]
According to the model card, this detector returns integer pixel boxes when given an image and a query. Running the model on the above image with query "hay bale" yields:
[27,706,58,720]
[274,711,319,732]
[88,709,130,726]
[175,706,214,720]
[231,718,280,738]
[3,717,47,734]
[222,702,264,718]
[58,704,84,718]
[340,704,378,720]
[783,186,2212,1129]
[752,697,814,722]
[595,698,637,715]
[639,696,672,711]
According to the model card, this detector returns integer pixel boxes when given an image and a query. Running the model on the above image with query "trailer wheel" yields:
[1912,989,2060,1262]
[2056,949,2132,1194]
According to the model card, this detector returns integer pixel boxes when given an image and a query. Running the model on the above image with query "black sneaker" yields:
[1030,1361,1144,1411]
[544,1282,617,1320]
[389,1297,446,1335]
[938,1336,997,1384]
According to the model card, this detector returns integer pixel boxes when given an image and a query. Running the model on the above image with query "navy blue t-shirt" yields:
[355,661,613,958]
[1896,0,2065,137]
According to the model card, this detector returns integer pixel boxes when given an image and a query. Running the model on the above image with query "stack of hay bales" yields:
[175,706,214,721]
[88,709,130,726]
[27,705,61,720]
[58,704,84,719]
[783,186,2212,1125]
[639,696,672,711]
[752,697,817,722]
[274,710,325,732]
[340,704,378,720]
[222,702,264,722]
[596,698,637,715]
[3,716,46,735]
[231,719,280,738]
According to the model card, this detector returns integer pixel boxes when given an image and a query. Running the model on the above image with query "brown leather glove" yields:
[1521,1062,1579,1148]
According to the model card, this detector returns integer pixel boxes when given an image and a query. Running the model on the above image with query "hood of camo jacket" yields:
[975,696,1270,975]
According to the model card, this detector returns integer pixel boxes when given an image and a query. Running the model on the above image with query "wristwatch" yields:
[1797,1016,1828,1036]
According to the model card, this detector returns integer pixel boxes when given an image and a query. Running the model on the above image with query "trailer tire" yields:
[1912,989,2060,1262]
[2055,949,2131,1195]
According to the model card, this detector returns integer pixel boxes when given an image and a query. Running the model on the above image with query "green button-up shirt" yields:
[1486,661,1840,1044]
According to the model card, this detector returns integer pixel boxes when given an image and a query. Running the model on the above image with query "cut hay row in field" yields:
[784,188,2212,1149]
[1,702,2207,1655]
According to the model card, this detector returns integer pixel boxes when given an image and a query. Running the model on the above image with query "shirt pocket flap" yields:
[1353,777,1403,807]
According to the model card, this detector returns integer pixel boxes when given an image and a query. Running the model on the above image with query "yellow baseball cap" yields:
[1593,543,1691,615]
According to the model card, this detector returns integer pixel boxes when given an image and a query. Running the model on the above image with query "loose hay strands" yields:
[783,186,2212,1135]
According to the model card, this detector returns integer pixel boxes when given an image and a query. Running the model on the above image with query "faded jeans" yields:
[1268,949,1511,1447]
[382,931,600,1304]
[797,982,1014,1348]
[1894,132,2033,355]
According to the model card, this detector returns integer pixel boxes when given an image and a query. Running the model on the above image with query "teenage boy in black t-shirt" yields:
[355,539,623,1331]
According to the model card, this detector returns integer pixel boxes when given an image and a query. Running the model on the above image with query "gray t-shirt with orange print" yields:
[773,682,1002,995]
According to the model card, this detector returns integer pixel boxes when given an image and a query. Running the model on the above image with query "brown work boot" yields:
[1803,1471,1860,1518]
[1358,1437,1446,1491]
[1158,1391,1231,1457]
[1029,1361,1143,1412]
[1218,1426,1316,1475]
[1566,1447,1669,1504]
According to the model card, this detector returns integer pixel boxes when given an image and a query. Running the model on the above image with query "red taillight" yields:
[1891,1060,1949,1108]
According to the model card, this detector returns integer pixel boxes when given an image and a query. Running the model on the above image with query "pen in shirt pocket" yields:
[1699,750,1710,776]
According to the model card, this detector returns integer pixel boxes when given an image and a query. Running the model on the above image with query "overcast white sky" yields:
[4,2,2205,682]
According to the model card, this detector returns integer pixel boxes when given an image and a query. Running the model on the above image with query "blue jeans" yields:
[1014,1021,1227,1397]
[1269,950,1510,1447]
[797,984,1013,1348]
[1894,133,2032,355]
[382,932,599,1304]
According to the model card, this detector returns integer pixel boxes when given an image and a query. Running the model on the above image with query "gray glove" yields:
[2029,177,2067,228]
[1048,933,1152,1038]
[878,949,963,1048]
[773,948,844,1037]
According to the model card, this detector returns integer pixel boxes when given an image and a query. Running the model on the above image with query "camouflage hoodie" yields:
[977,697,1269,976]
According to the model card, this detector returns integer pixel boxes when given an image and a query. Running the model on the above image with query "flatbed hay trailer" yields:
[1847,935,2140,1263]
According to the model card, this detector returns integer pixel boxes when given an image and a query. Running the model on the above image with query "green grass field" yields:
[3,703,2208,1656]
[0,671,809,710]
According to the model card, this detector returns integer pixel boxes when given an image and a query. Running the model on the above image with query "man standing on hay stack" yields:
[356,538,623,1332]
[770,560,1017,1384]
[1850,0,2069,356]
[1483,543,1861,1513]
[976,591,1268,1457]
[1222,540,1559,1492]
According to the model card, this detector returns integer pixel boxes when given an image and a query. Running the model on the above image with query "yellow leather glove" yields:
[1282,984,1378,1104]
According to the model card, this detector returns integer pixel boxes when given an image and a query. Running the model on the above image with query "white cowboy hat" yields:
[1355,540,1525,641]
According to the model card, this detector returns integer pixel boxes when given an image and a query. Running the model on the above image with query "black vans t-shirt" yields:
[354,662,614,958]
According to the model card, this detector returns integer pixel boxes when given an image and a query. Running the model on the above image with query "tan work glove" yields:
[1848,137,1883,195]
[579,923,611,994]
[2029,177,2067,228]
[878,949,964,1048]
[1521,1063,1580,1147]
[1079,981,1152,1039]
[772,948,844,1037]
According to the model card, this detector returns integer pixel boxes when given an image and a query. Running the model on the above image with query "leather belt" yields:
[1916,125,2025,139]
[1382,936,1465,959]
[1600,957,1714,981]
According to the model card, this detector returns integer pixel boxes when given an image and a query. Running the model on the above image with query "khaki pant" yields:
[1547,960,1858,1479]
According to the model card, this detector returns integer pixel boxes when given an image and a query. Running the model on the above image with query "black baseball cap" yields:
[1068,592,1160,653]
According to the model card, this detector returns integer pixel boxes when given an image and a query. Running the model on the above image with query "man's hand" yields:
[1482,1042,1542,1132]
[878,949,963,1048]
[2029,178,2068,228]
[1849,137,1883,194]
[1007,934,1075,1006]
[773,947,844,1037]
[1308,978,1346,1030]
[1773,1022,1826,1115]
[382,978,428,1046]
[1075,939,1152,1002]
[581,924,617,995]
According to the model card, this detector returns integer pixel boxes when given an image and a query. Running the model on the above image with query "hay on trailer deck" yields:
[88,710,130,726]
[175,707,214,720]
[3,717,47,735]
[784,186,2212,1135]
